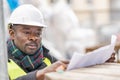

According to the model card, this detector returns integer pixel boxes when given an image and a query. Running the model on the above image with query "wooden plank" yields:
[45,63,120,80]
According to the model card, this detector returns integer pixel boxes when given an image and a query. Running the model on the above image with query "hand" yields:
[106,53,115,62]
[36,60,69,80]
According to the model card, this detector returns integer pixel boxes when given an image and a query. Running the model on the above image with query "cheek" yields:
[37,37,42,45]
[16,33,26,41]
[35,37,42,48]
[14,33,27,47]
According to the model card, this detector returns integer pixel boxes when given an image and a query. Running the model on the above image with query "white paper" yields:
[67,35,117,70]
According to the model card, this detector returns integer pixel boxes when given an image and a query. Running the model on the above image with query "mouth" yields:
[27,44,38,50]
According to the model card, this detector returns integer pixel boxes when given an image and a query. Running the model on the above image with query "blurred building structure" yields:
[71,0,110,28]
[69,0,120,43]
[50,0,120,57]
[110,0,120,23]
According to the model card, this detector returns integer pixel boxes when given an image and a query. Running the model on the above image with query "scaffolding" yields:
[0,0,9,79]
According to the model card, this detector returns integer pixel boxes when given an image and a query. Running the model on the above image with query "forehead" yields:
[14,24,43,31]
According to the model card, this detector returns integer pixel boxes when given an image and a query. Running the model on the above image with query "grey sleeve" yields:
[15,71,37,80]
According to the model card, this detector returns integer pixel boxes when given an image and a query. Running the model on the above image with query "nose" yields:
[28,34,38,41]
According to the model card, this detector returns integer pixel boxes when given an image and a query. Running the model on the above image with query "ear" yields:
[9,29,15,40]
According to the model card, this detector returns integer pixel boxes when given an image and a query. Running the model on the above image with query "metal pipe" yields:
[0,0,9,79]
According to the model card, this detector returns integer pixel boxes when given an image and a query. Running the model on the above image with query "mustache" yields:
[26,42,38,46]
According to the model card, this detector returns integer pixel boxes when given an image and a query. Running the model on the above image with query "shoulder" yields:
[42,46,57,63]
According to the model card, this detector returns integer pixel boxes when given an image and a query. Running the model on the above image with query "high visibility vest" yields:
[8,58,51,80]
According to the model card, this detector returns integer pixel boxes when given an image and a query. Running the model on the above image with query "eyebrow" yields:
[22,27,30,30]
[22,27,43,31]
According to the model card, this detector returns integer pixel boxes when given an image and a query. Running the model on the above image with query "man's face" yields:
[9,24,43,55]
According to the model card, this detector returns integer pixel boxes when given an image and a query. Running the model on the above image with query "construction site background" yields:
[1,0,120,79]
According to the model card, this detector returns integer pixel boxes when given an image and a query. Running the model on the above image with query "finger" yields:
[106,57,115,62]
[54,61,68,70]
[59,60,69,64]
[56,65,65,71]
[111,53,115,57]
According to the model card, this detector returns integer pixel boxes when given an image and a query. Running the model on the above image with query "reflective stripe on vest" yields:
[43,57,51,66]
[8,59,26,80]
[8,58,51,80]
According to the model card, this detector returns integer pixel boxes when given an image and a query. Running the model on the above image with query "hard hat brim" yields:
[9,21,47,28]
[18,22,47,28]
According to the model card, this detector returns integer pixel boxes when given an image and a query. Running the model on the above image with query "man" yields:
[7,4,115,80]
[7,4,69,80]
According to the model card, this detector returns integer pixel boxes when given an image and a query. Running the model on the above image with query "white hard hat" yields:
[8,4,46,27]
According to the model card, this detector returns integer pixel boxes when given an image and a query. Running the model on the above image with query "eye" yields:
[36,32,41,37]
[24,31,30,35]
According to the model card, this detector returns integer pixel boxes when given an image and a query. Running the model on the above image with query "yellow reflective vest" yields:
[8,58,51,80]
